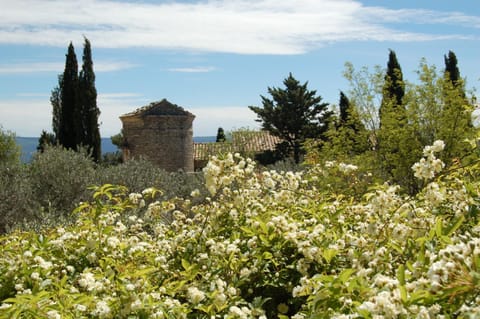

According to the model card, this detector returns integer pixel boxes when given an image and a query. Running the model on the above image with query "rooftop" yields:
[120,99,194,118]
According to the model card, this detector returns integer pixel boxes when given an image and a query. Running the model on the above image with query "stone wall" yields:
[120,100,195,172]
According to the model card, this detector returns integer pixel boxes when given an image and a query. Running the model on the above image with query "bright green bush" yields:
[1,142,480,318]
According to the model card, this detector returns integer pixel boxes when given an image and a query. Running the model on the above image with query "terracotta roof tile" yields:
[194,131,281,160]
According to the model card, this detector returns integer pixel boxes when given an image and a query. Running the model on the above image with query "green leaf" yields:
[399,285,408,303]
[322,248,337,263]
[444,215,465,237]
[181,259,191,270]
[435,218,443,237]
[397,264,406,285]
[339,268,355,283]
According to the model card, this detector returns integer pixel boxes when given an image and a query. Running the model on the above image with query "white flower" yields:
[93,300,111,318]
[431,140,445,152]
[31,272,41,281]
[46,310,61,319]
[74,304,87,312]
[187,286,205,304]
[190,189,200,197]
[0,303,12,310]
[34,256,53,270]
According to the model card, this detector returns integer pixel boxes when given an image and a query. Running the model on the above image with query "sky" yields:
[0,0,478,138]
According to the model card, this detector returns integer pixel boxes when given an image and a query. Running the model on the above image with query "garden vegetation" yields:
[0,50,479,318]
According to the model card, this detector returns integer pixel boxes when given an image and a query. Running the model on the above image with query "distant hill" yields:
[15,136,216,163]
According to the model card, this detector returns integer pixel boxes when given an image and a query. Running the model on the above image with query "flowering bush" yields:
[1,141,480,318]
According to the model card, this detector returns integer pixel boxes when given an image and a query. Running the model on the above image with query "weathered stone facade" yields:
[120,99,195,172]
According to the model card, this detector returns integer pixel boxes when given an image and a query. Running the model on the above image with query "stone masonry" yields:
[120,99,195,172]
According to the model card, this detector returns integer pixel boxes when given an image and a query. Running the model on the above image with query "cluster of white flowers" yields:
[412,140,445,180]
[2,140,480,318]
[187,286,206,304]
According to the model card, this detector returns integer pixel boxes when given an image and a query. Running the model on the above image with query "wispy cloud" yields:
[0,0,478,55]
[0,61,137,75]
[168,66,216,73]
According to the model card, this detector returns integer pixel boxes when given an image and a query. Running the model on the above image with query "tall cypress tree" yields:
[379,49,405,126]
[58,42,79,150]
[377,50,420,193]
[79,37,101,162]
[338,91,349,124]
[444,50,461,87]
[439,50,474,161]
[51,75,62,140]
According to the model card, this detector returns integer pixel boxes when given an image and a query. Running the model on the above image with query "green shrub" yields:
[28,145,97,221]
[1,142,480,318]
[0,165,40,233]
[96,158,207,200]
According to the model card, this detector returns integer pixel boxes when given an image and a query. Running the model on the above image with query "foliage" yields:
[0,164,40,234]
[1,141,480,318]
[216,127,226,143]
[0,126,21,166]
[379,49,405,125]
[28,145,97,223]
[78,37,102,162]
[341,55,477,194]
[52,38,101,161]
[37,130,56,153]
[57,42,79,150]
[249,73,332,163]
[314,91,370,163]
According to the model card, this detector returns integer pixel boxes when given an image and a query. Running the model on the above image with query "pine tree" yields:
[249,73,332,163]
[79,37,101,162]
[57,42,79,150]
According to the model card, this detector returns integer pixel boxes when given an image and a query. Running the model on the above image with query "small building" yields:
[193,130,282,169]
[120,99,195,172]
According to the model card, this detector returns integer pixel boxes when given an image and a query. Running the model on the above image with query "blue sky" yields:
[0,0,478,137]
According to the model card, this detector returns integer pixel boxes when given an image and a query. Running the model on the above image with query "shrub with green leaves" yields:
[1,142,480,318]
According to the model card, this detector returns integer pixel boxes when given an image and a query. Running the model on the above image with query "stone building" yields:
[120,99,195,172]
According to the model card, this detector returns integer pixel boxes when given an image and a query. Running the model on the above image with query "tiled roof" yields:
[194,131,281,160]
[120,99,194,118]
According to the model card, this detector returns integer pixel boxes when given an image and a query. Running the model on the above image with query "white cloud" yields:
[0,60,136,74]
[168,66,216,73]
[191,106,260,136]
[0,99,51,136]
[0,95,260,138]
[0,0,477,55]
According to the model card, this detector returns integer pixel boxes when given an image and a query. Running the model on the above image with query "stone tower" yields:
[120,99,195,172]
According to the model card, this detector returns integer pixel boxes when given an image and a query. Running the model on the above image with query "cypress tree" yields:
[444,50,461,87]
[339,91,349,124]
[79,37,101,162]
[57,42,79,150]
[377,50,420,193]
[216,127,226,143]
[439,50,474,161]
[51,75,62,139]
[379,49,405,126]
